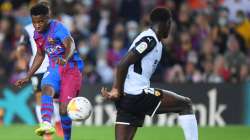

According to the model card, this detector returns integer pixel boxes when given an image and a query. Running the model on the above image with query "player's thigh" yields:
[60,67,82,104]
[115,124,138,140]
[116,89,162,125]
[41,66,61,96]
[156,88,192,114]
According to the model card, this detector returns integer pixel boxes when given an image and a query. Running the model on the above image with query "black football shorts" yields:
[31,73,44,93]
[115,88,163,127]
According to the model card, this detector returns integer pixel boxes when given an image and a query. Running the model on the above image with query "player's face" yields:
[32,15,49,33]
[158,19,171,39]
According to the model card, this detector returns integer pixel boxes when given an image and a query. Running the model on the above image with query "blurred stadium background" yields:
[0,0,250,140]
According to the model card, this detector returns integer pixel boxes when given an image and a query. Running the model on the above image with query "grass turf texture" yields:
[0,125,249,140]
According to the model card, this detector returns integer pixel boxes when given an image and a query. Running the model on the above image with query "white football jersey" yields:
[124,28,163,95]
[25,24,49,74]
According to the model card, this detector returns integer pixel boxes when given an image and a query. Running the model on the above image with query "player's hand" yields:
[101,87,121,101]
[14,77,30,88]
[56,57,67,65]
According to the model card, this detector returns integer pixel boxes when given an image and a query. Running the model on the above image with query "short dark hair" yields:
[39,0,50,8]
[30,3,49,16]
[150,7,172,23]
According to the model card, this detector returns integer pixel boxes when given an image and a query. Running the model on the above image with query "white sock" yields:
[178,114,198,140]
[53,102,61,123]
[35,105,42,123]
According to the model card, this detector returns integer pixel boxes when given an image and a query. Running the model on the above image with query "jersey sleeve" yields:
[34,38,44,51]
[131,36,157,58]
[54,22,71,42]
[33,31,44,51]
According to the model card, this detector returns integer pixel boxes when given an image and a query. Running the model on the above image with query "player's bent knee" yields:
[41,85,55,96]
[184,97,192,106]
[181,97,193,114]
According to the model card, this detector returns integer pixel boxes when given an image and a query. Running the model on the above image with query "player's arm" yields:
[27,47,45,78]
[115,36,157,93]
[15,46,45,88]
[101,36,156,100]
[114,51,141,91]
[101,52,140,100]
[55,22,75,65]
[59,36,75,64]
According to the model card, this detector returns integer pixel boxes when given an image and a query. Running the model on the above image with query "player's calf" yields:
[175,96,198,140]
[59,103,68,115]
[40,85,56,124]
[59,102,72,140]
[35,85,56,137]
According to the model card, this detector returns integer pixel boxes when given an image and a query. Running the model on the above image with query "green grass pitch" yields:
[0,125,249,140]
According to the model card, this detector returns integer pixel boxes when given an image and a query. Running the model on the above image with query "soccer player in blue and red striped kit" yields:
[15,3,83,140]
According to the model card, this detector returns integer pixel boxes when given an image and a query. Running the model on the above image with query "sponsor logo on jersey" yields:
[144,88,155,94]
[136,42,148,54]
[45,45,63,55]
[146,37,152,42]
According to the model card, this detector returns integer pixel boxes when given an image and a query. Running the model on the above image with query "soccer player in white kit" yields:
[101,8,198,140]
[16,1,63,139]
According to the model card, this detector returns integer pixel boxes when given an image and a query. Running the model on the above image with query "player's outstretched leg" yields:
[115,124,138,140]
[35,91,53,140]
[59,103,72,140]
[156,89,198,140]
[35,85,56,136]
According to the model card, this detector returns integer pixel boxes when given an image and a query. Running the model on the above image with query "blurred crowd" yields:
[0,0,250,86]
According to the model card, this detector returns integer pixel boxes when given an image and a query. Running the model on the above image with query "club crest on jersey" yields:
[154,90,161,97]
[136,42,148,54]
[48,37,55,45]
